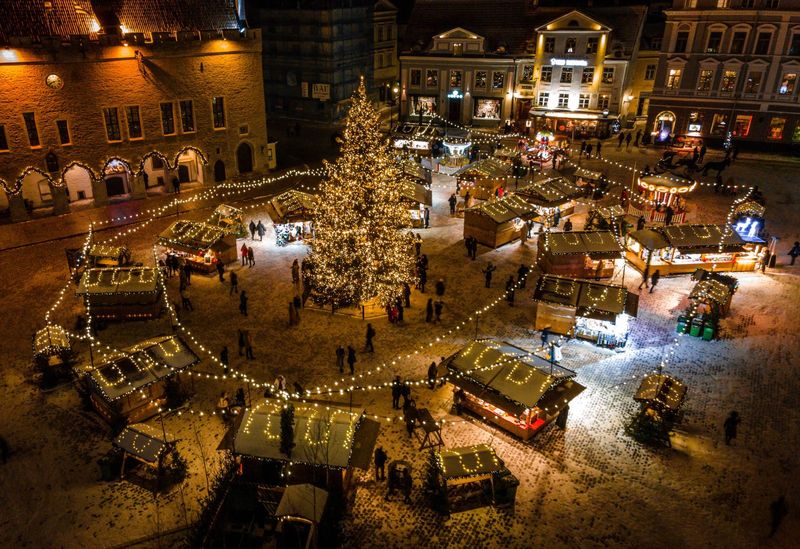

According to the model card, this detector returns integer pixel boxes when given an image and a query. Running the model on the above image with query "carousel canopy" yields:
[467,194,537,224]
[266,190,318,224]
[444,340,582,417]
[573,167,603,181]
[438,444,503,481]
[86,335,199,402]
[451,157,512,179]
[542,231,622,258]
[114,423,174,464]
[533,275,639,321]
[76,267,159,296]
[276,484,329,524]
[234,400,374,469]
[34,324,70,356]
[517,175,583,207]
[639,174,696,194]
[158,220,226,253]
[634,374,687,412]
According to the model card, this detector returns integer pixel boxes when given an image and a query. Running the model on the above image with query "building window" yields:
[544,37,555,53]
[697,69,714,91]
[125,106,142,139]
[212,97,226,129]
[598,94,610,110]
[636,95,649,117]
[730,32,747,54]
[160,102,175,135]
[768,117,786,140]
[410,69,421,87]
[492,71,505,90]
[540,66,552,83]
[707,31,723,53]
[740,0,754,6]
[560,67,573,83]
[520,65,534,83]
[586,37,598,54]
[755,32,771,54]
[729,115,754,138]
[763,0,778,7]
[23,112,40,147]
[449,70,462,88]
[578,94,590,109]
[717,0,729,7]
[779,73,797,95]
[789,33,800,56]
[474,99,501,120]
[426,69,438,88]
[179,100,194,132]
[602,67,614,84]
[538,92,549,107]
[651,37,663,50]
[565,38,576,54]
[0,125,8,151]
[475,70,487,89]
[720,70,738,93]
[675,31,689,53]
[711,113,729,136]
[744,71,762,93]
[557,93,569,108]
[103,107,121,142]
[581,67,594,84]
[644,64,656,80]
[666,68,682,89]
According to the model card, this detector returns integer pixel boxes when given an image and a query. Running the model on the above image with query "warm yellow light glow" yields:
[1,49,17,61]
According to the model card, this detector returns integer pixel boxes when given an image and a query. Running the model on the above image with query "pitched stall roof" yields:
[590,203,626,220]
[33,324,70,356]
[438,444,504,480]
[573,167,603,181]
[444,340,583,417]
[542,231,622,258]
[266,190,318,224]
[158,220,226,253]
[634,374,687,412]
[76,267,159,296]
[397,158,429,183]
[276,484,329,524]
[689,279,734,305]
[517,176,583,207]
[467,194,536,223]
[452,158,513,179]
[533,275,639,320]
[399,180,433,206]
[86,335,199,402]
[114,423,174,463]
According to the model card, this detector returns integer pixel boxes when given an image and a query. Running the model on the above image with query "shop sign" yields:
[301,82,309,98]
[550,58,588,67]
[312,83,330,100]
[394,139,429,150]
[688,123,702,132]
[447,89,464,99]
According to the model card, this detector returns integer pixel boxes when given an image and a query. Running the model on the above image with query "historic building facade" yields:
[0,0,272,222]
[646,0,800,149]
[373,0,400,106]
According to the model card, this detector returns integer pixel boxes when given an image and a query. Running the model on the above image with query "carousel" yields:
[627,174,695,224]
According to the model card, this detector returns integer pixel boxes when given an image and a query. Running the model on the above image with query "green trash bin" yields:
[676,315,688,334]
[689,316,704,337]
[702,322,716,341]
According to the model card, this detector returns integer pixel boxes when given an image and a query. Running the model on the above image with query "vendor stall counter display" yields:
[452,158,512,200]
[464,194,537,248]
[158,221,237,273]
[265,190,317,246]
[76,267,162,320]
[436,444,517,514]
[88,244,131,268]
[634,373,687,418]
[33,324,74,386]
[537,231,622,279]
[399,179,433,228]
[209,204,247,238]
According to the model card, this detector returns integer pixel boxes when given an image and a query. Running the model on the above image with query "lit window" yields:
[179,100,194,133]
[103,107,121,142]
[717,0,729,7]
[586,37,598,54]
[212,97,226,129]
[23,112,39,147]
[426,69,438,88]
[520,65,534,83]
[598,95,610,110]
[779,73,797,95]
[449,70,462,88]
[565,38,576,54]
[557,93,569,108]
[581,67,594,84]
[645,65,656,80]
[56,120,71,145]
[160,102,175,135]
[474,71,487,89]
[538,92,549,107]
[410,69,421,87]
[540,66,552,83]
[734,115,752,137]
[602,67,614,84]
[578,94,590,108]
[666,68,682,89]
[125,106,142,139]
[492,71,505,90]
[767,117,785,140]
[560,67,573,83]
[744,71,762,93]
[697,69,714,91]
[720,70,737,93]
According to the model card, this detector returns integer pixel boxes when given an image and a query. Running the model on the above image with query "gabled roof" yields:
[438,444,504,480]
[374,0,398,14]
[434,27,483,40]
[535,10,610,32]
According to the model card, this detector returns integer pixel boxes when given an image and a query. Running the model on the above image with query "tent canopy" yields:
[34,324,70,356]
[235,400,369,469]
[634,374,687,412]
[452,157,512,179]
[438,444,503,480]
[543,231,622,258]
[276,484,329,524]
[533,275,639,319]
[517,175,583,207]
[76,267,159,296]
[444,340,580,416]
[87,335,199,402]
[158,220,226,253]
[114,423,174,464]
[467,194,536,224]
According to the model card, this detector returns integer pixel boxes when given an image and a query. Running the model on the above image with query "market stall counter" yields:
[515,175,583,225]
[158,220,237,274]
[625,224,758,275]
[87,244,132,268]
[444,340,585,440]
[537,230,622,279]
[533,274,639,349]
[399,179,433,228]
[265,190,317,246]
[452,158,513,200]
[76,266,162,320]
[464,194,537,248]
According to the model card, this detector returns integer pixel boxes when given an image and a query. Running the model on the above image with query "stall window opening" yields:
[540,66,552,83]
[560,67,573,84]
[581,67,594,84]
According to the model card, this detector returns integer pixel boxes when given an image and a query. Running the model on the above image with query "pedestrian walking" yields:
[365,323,376,352]
[247,246,255,267]
[435,279,445,296]
[585,143,593,158]
[291,259,300,285]
[172,176,180,194]
[336,345,345,373]
[237,328,246,356]
[180,287,193,311]
[216,261,225,282]
[418,267,427,293]
[580,139,587,158]
[464,190,472,209]
[424,207,430,229]
[470,236,478,260]
[229,271,238,295]
[403,282,411,308]
[625,132,632,150]
[564,219,573,232]
[404,405,416,438]
[240,243,248,266]
[699,143,707,163]
[239,290,248,316]
[505,276,516,305]
[595,140,602,158]
[723,410,740,445]
[415,234,422,257]
[638,264,650,290]
[617,132,624,149]
[425,298,434,323]
[634,130,642,147]
[649,269,660,293]
[482,262,496,288]
[517,264,530,288]
[762,250,771,273]
[395,297,404,323]
[464,236,472,258]
[788,241,800,265]
[769,495,788,537]
[347,345,357,375]
[245,330,255,360]
[391,376,402,409]
[256,220,266,241]
[374,446,388,481]
[401,381,412,407]
[434,300,443,322]
[449,193,457,215]
[637,215,646,231]
[427,361,438,389]
[540,327,550,348]
[220,346,229,374]
[249,220,256,240]
[664,205,674,226]
[402,470,412,504]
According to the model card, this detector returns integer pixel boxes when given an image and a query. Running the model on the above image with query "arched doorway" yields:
[236,142,253,174]
[142,154,169,188]
[62,163,95,202]
[214,160,226,182]
[20,170,52,209]
[103,160,131,197]
[176,149,204,184]
[653,111,676,142]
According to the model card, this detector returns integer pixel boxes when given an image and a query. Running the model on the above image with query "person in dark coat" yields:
[617,132,624,148]
[625,132,632,149]
[505,276,516,305]
[401,381,412,407]
[239,290,248,316]
[424,207,430,228]
[699,143,707,162]
[427,361,438,389]
[664,205,674,226]
[403,283,411,307]
[426,298,434,322]
[401,470,413,504]
[229,271,238,295]
[365,323,376,352]
[374,446,388,481]
[540,327,550,348]
[638,264,650,290]
[563,219,573,232]
[585,143,593,158]
[517,264,530,289]
[391,376,402,409]
[249,220,256,240]
[434,300,444,322]
[336,345,345,373]
[435,279,445,296]
[649,269,661,293]
[637,215,646,231]
[724,410,740,444]
[482,262,496,288]
[245,330,255,360]
[418,267,427,293]
[237,328,246,356]
[464,236,472,258]
[769,495,788,537]
[247,246,255,267]
[415,234,422,257]
[470,236,478,260]
[220,346,229,374]
[256,220,266,241]
[347,346,357,375]
[790,241,800,265]
[216,261,225,282]
[180,288,193,311]
[595,140,602,158]
[449,193,457,214]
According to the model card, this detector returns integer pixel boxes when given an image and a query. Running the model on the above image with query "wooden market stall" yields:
[537,230,622,279]
[397,156,432,185]
[209,204,247,238]
[81,335,199,425]
[436,444,516,514]
[464,194,537,248]
[516,175,583,224]
[676,268,740,340]
[625,224,758,275]
[158,220,237,273]
[76,267,162,320]
[627,174,695,224]
[33,324,73,386]
[275,484,329,549]
[586,202,626,231]
[452,158,513,200]
[114,423,178,481]
[634,373,687,418]
[444,340,585,440]
[265,190,317,245]
[532,275,639,349]
[87,244,132,267]
[233,400,380,493]
[399,179,433,228]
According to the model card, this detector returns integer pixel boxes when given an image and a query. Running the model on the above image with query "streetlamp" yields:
[392,85,400,130]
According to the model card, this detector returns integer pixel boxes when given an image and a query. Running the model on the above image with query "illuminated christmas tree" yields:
[310,78,416,307]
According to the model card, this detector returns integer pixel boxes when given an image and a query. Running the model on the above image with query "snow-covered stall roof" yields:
[114,423,174,464]
[634,374,687,412]
[573,167,603,181]
[76,267,159,296]
[276,484,329,524]
[516,175,583,207]
[467,194,536,224]
[266,190,318,224]
[438,444,503,480]
[533,275,639,321]
[542,231,622,258]
[33,324,70,356]
[158,221,227,254]
[452,157,513,179]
